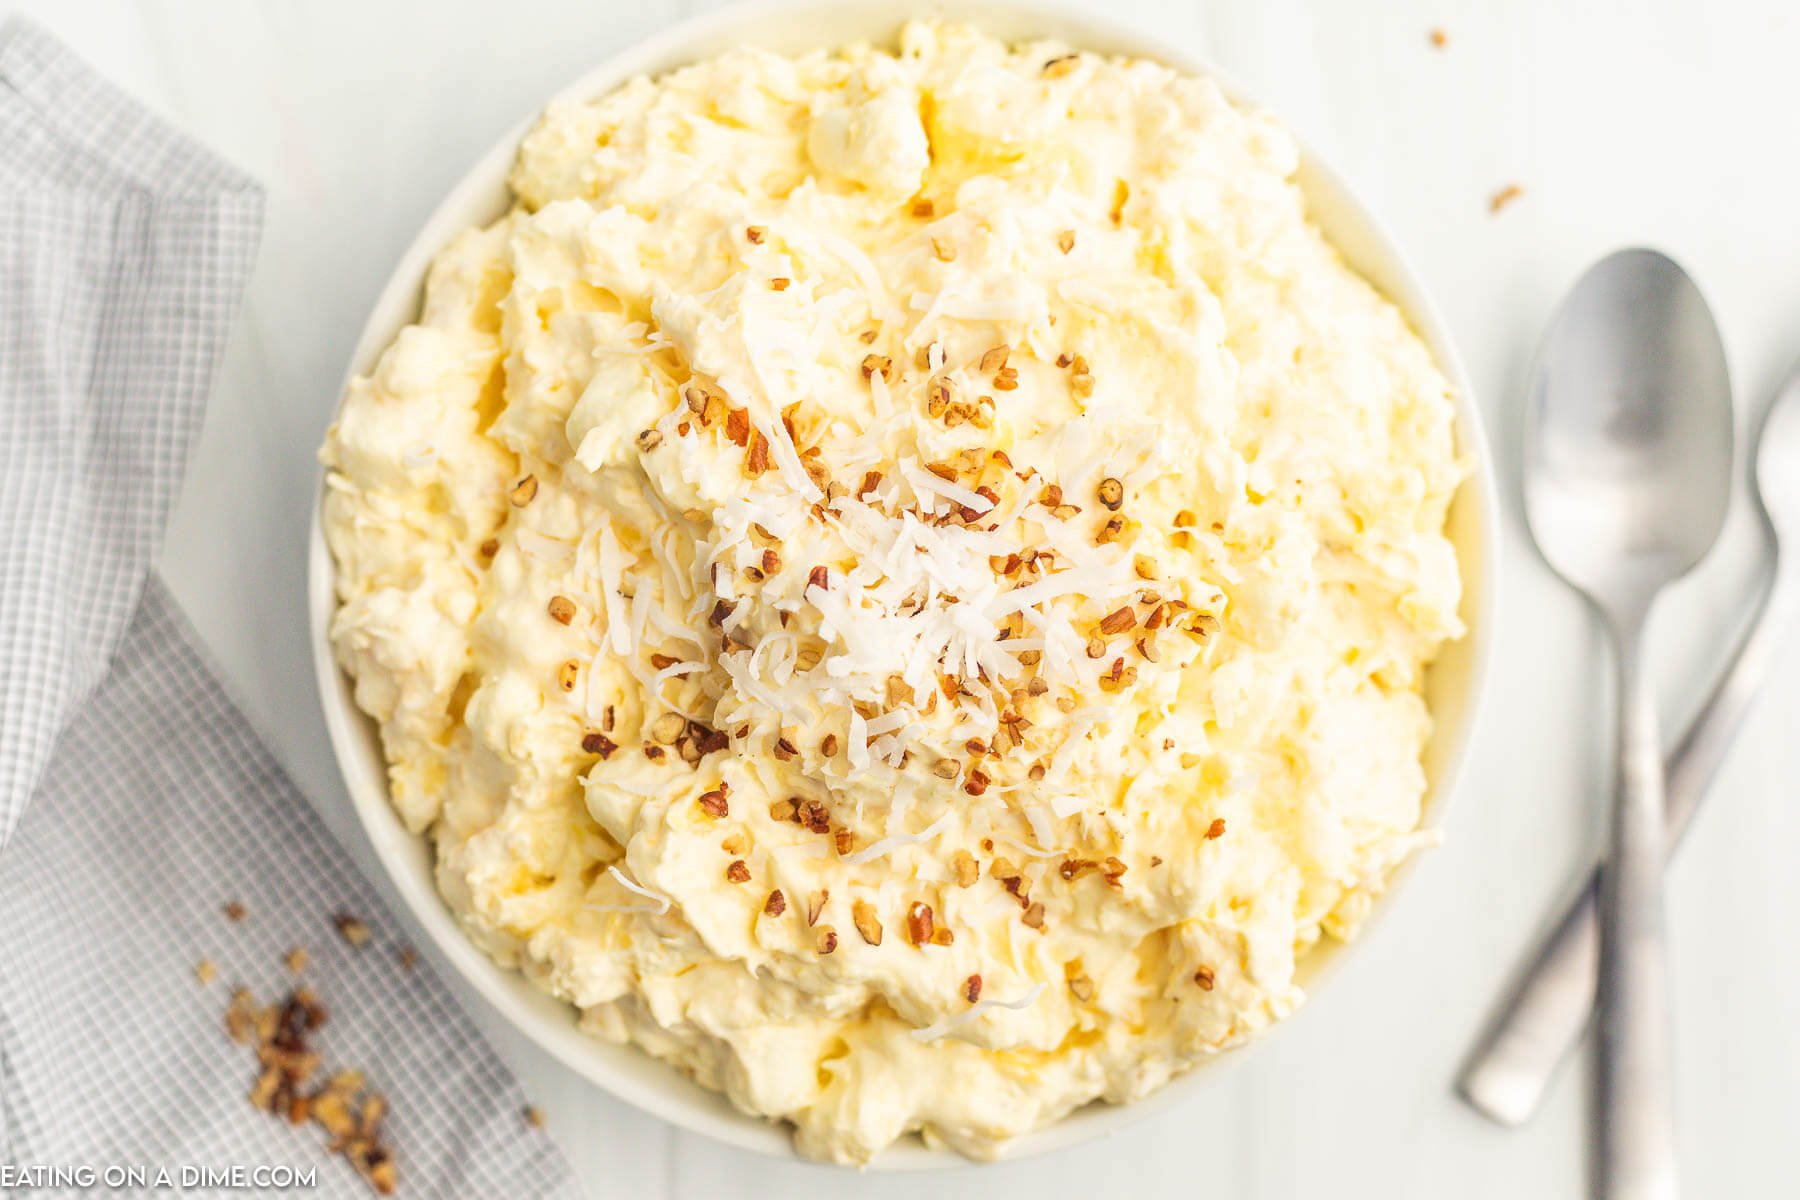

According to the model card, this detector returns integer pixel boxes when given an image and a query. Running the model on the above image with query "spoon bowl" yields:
[1525,249,1733,606]
[1754,361,1800,543]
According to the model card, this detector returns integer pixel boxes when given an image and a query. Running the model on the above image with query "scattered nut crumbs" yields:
[229,983,397,1194]
[726,860,751,884]
[285,947,309,974]
[1489,183,1524,214]
[764,889,787,917]
[223,901,247,923]
[524,1105,546,1128]
[333,913,372,948]
[195,959,218,985]
[1206,818,1227,840]
[1194,965,1216,991]
[546,595,576,624]
[964,974,983,1004]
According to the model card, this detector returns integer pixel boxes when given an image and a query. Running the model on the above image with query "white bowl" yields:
[308,0,1498,1169]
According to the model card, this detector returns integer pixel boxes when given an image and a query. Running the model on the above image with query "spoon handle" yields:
[1597,619,1678,1200]
[1458,560,1791,1127]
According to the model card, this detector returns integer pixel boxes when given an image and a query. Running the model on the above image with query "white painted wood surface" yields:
[6,1,1797,1195]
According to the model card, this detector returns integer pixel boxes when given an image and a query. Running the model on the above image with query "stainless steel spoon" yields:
[1461,357,1800,1126]
[1518,249,1734,1200]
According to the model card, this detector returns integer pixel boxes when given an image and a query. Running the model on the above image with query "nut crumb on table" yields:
[333,912,372,947]
[226,971,398,1195]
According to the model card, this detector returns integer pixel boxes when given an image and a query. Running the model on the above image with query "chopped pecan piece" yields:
[906,902,935,946]
[1098,606,1136,635]
[745,430,770,476]
[1101,857,1128,888]
[853,899,883,946]
[952,850,979,887]
[796,798,831,834]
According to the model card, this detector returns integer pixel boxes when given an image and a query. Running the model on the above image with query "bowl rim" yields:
[306,0,1499,1170]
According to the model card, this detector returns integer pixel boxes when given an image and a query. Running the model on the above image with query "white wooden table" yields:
[9,1,1798,1195]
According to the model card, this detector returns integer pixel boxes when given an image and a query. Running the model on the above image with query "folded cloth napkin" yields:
[0,20,576,1197]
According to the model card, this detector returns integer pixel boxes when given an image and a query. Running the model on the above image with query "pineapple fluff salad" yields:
[322,20,1466,1164]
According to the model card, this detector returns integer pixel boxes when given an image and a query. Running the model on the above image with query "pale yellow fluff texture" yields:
[321,20,1465,1164]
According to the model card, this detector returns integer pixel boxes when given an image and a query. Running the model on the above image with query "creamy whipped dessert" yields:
[322,20,1465,1164]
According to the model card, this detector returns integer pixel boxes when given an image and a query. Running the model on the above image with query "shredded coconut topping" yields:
[910,982,1049,1042]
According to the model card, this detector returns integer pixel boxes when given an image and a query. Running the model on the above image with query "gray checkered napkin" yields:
[0,19,577,1198]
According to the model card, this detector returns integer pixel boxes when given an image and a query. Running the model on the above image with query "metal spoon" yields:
[1461,357,1800,1126]
[1517,249,1734,1200]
